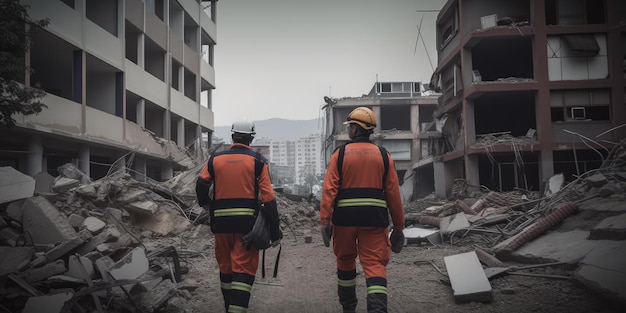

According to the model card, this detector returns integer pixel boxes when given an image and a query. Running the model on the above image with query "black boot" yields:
[366,277,387,313]
[337,269,358,312]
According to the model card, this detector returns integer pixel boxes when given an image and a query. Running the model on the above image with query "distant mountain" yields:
[214,118,322,142]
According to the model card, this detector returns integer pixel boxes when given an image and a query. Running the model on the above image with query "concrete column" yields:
[161,162,173,180]
[163,110,170,140]
[465,154,480,193]
[539,150,554,190]
[79,145,90,178]
[138,33,145,69]
[137,98,145,128]
[177,118,185,148]
[26,135,43,176]
[410,105,421,162]
[433,160,447,199]
[133,157,147,182]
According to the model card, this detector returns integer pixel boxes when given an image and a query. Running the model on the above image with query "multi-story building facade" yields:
[2,0,217,181]
[270,140,295,167]
[429,0,626,197]
[295,134,324,185]
[323,81,439,197]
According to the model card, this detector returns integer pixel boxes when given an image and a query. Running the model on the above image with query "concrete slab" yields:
[443,251,493,303]
[65,255,95,280]
[573,242,626,303]
[589,213,626,240]
[51,177,80,193]
[33,171,54,194]
[403,227,440,245]
[439,212,470,236]
[22,291,73,313]
[5,199,25,222]
[578,197,626,213]
[108,247,149,280]
[82,216,106,234]
[0,247,34,277]
[512,230,624,264]
[0,166,35,204]
[22,196,78,245]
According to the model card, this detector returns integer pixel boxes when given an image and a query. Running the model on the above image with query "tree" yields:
[0,0,49,128]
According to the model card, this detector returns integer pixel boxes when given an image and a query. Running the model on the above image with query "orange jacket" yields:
[196,144,277,235]
[320,140,404,230]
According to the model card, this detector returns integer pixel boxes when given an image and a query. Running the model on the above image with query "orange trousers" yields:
[214,233,259,276]
[332,226,391,278]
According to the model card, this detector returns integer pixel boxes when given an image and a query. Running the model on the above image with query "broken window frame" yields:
[438,6,459,50]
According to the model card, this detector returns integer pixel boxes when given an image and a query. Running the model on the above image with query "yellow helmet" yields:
[343,107,376,130]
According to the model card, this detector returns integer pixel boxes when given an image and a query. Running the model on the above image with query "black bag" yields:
[242,208,271,250]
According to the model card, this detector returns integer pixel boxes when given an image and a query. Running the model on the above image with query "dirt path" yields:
[182,227,620,313]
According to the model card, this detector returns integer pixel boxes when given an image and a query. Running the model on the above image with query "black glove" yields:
[390,229,405,253]
[321,225,332,247]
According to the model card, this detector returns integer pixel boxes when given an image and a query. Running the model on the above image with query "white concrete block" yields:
[0,167,35,204]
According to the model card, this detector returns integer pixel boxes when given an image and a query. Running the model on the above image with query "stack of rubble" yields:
[405,139,626,304]
[0,160,319,312]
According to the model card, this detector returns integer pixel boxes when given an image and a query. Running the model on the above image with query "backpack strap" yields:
[337,143,389,187]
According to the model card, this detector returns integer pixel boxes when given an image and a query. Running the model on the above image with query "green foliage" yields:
[0,0,49,127]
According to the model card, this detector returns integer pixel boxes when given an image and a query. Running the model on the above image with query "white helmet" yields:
[231,120,256,135]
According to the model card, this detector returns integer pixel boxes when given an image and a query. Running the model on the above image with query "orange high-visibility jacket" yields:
[196,144,275,234]
[320,140,404,230]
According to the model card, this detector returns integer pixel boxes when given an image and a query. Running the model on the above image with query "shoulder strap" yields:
[209,149,265,200]
[337,143,388,188]
[378,146,389,188]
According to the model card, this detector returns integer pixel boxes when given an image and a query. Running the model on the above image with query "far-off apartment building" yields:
[2,0,218,181]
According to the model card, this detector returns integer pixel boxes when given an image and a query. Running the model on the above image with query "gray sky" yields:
[213,0,446,126]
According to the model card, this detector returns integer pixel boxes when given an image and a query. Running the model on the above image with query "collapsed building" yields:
[323,0,626,201]
[2,0,218,182]
[427,0,626,198]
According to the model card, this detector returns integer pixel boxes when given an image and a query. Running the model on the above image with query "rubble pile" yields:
[0,161,320,312]
[404,139,626,304]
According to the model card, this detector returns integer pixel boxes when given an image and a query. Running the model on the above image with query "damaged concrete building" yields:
[322,81,440,198]
[2,0,218,181]
[427,0,626,197]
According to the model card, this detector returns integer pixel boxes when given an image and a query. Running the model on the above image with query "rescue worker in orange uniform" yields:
[196,120,282,313]
[320,107,405,313]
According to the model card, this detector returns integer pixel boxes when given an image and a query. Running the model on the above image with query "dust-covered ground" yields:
[151,225,621,313]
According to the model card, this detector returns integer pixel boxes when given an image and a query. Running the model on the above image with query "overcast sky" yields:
[212,0,446,127]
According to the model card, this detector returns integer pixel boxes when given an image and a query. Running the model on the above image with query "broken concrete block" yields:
[0,247,34,277]
[43,235,86,262]
[125,201,158,215]
[0,166,35,204]
[65,254,95,280]
[82,216,106,234]
[138,279,178,312]
[21,259,66,283]
[57,163,91,184]
[22,196,78,246]
[586,173,608,188]
[166,296,191,313]
[51,177,80,193]
[439,212,470,236]
[444,251,493,303]
[5,199,25,222]
[108,247,149,281]
[544,173,564,198]
[0,226,24,246]
[22,290,73,313]
[95,256,116,282]
[74,183,97,198]
[33,171,54,194]
[76,225,121,255]
[403,227,439,245]
[589,213,626,240]
[67,213,85,229]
